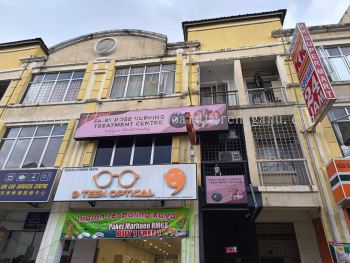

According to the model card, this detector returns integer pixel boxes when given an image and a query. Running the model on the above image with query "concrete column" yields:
[234,59,248,105]
[243,116,260,186]
[294,221,322,263]
[36,203,68,263]
[181,200,198,263]
[275,55,289,87]
[71,240,97,263]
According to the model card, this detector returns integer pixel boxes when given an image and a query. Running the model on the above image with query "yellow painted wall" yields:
[187,18,282,50]
[0,45,46,70]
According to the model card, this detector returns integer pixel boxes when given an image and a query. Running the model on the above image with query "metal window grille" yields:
[110,64,175,98]
[22,71,84,104]
[257,223,301,263]
[251,116,310,185]
[200,121,250,180]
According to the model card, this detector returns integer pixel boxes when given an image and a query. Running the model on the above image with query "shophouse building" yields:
[0,7,350,263]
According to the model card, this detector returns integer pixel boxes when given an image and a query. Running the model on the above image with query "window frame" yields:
[93,136,173,166]
[318,45,350,81]
[329,107,350,157]
[110,64,176,99]
[0,125,66,169]
[21,71,84,104]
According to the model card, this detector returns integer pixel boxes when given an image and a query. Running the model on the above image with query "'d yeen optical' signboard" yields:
[290,23,336,125]
[54,164,197,201]
[0,169,58,202]
[74,104,227,140]
[61,208,189,240]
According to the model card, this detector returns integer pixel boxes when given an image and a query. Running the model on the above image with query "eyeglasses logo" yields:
[93,169,140,189]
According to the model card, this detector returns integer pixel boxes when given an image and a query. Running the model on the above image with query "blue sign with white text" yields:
[0,169,58,202]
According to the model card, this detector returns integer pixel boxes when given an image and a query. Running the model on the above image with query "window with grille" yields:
[22,71,84,104]
[328,107,350,157]
[251,116,310,185]
[94,135,172,166]
[318,46,350,81]
[110,64,175,98]
[200,122,249,179]
[0,125,66,169]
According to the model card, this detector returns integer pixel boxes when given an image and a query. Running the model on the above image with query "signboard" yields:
[61,208,189,240]
[330,243,350,263]
[326,158,350,205]
[0,169,58,202]
[54,164,197,201]
[206,175,247,204]
[24,212,50,230]
[289,23,336,124]
[74,104,228,140]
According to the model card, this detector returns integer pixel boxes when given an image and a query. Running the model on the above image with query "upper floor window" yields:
[251,116,309,185]
[0,80,10,101]
[318,46,350,81]
[328,107,350,157]
[94,135,172,166]
[22,71,84,104]
[110,64,175,98]
[0,125,66,169]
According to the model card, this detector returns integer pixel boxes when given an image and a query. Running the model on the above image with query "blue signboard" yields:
[24,212,50,230]
[0,169,58,202]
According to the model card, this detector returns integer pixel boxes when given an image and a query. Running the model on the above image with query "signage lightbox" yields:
[0,169,58,202]
[54,164,197,201]
[289,23,336,125]
[326,158,350,205]
[206,175,247,204]
[61,208,189,240]
[74,104,228,140]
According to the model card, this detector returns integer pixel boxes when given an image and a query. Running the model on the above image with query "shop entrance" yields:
[202,210,259,263]
[63,238,182,263]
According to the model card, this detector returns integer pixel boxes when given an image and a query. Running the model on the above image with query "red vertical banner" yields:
[289,23,336,125]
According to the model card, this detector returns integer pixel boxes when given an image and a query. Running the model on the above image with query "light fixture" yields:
[143,240,147,242]
[149,243,152,246]
[168,244,171,247]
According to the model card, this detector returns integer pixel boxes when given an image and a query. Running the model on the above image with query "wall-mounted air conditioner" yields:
[218,151,241,162]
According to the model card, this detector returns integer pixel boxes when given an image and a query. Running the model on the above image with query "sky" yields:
[0,0,349,47]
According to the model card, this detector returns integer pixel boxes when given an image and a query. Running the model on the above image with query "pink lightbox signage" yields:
[206,175,247,204]
[74,104,228,140]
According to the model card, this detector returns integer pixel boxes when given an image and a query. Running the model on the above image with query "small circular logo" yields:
[169,112,186,128]
[211,192,223,202]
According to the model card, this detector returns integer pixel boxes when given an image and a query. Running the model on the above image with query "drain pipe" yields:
[281,35,341,242]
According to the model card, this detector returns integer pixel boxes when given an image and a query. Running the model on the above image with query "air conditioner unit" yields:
[218,151,241,162]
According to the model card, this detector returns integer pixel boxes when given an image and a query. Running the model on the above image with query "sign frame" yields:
[0,169,59,203]
[54,164,197,202]
[289,22,336,125]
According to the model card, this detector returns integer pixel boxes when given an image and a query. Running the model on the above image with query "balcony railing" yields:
[246,86,288,105]
[257,159,310,186]
[200,90,238,106]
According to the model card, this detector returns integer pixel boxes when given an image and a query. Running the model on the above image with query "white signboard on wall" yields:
[54,164,197,201]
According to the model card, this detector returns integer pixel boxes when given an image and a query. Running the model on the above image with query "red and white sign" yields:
[290,23,336,124]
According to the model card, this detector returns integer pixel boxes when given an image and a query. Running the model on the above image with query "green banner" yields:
[62,208,189,240]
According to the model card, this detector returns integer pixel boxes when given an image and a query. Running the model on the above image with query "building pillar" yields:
[294,221,322,263]
[234,59,248,105]
[36,203,68,263]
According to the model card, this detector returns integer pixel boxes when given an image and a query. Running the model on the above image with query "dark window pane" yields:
[32,75,44,83]
[130,67,144,74]
[40,137,63,167]
[326,48,341,56]
[35,125,53,136]
[52,125,67,135]
[19,127,36,137]
[330,108,348,121]
[113,138,133,165]
[58,72,73,80]
[49,80,69,102]
[5,139,31,168]
[116,68,129,76]
[338,122,350,145]
[0,140,14,168]
[35,82,54,103]
[6,128,20,138]
[94,140,114,166]
[153,136,172,164]
[73,71,85,79]
[44,73,58,81]
[133,137,152,165]
[341,47,350,55]
[22,138,47,168]
[0,81,10,100]
[64,79,82,101]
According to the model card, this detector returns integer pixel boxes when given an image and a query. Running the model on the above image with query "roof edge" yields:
[182,9,287,41]
[0,38,48,54]
[49,29,168,53]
